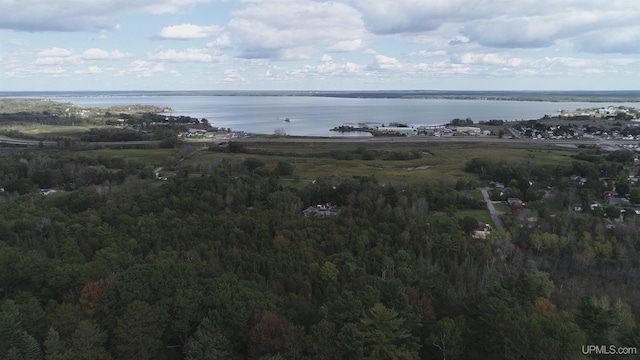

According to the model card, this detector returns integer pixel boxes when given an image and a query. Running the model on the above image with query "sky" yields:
[1,0,639,91]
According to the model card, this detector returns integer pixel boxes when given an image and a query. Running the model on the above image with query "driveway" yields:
[480,188,504,231]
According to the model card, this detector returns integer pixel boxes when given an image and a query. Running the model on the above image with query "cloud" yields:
[116,60,165,77]
[230,0,366,60]
[33,48,79,65]
[451,53,523,67]
[461,16,565,49]
[94,30,113,40]
[81,48,130,60]
[448,36,470,46]
[76,66,104,74]
[326,39,363,53]
[207,33,232,48]
[605,58,638,66]
[0,0,213,32]
[148,48,224,62]
[353,0,485,34]
[156,24,223,40]
[315,59,363,75]
[40,67,68,76]
[366,55,403,71]
[536,57,596,69]
[572,26,640,54]
[8,38,27,47]
[38,48,74,57]
[223,69,246,82]
[32,47,131,65]
[249,56,365,83]
[408,50,447,58]
[352,0,639,54]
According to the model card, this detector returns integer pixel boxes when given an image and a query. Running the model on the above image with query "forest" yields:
[0,139,639,360]
[0,99,639,359]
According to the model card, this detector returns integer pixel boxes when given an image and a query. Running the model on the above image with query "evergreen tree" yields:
[359,302,419,359]
[0,300,42,360]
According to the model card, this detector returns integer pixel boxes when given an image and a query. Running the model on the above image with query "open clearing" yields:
[179,140,581,184]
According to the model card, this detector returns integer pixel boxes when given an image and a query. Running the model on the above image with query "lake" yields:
[40,95,636,136]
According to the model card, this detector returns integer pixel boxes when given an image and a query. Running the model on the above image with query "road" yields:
[0,137,56,147]
[236,135,605,147]
[3,130,638,149]
[480,187,504,231]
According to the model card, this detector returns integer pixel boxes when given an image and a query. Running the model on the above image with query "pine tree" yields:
[359,302,418,359]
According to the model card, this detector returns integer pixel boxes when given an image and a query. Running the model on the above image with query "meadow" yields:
[180,140,580,184]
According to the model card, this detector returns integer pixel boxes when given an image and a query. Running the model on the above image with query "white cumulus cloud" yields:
[207,33,232,48]
[156,24,223,40]
[116,60,165,78]
[37,48,74,57]
[452,53,523,67]
[230,0,366,60]
[408,50,447,58]
[224,69,246,82]
[367,55,403,71]
[148,48,223,62]
[81,48,130,60]
[34,48,79,65]
[76,66,104,74]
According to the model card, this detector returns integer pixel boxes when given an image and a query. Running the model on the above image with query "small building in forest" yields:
[303,204,340,217]
[507,198,525,210]
[473,222,492,239]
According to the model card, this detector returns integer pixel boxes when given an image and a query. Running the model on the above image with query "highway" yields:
[1,133,638,150]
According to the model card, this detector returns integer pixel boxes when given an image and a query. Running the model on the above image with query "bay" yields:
[45,95,635,137]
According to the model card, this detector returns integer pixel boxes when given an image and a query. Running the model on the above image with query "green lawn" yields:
[466,189,484,200]
[456,209,495,228]
[279,179,310,190]
[494,203,512,213]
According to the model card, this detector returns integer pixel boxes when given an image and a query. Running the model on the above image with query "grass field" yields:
[86,148,177,164]
[8,124,101,137]
[182,141,581,184]
[7,137,583,187]
[183,150,449,183]
[279,179,311,190]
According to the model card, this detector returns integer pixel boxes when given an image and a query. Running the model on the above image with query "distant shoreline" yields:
[1,90,639,102]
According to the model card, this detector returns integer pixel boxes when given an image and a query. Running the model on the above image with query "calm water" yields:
[44,95,635,136]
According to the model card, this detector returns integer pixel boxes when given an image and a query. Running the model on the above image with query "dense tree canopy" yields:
[0,145,638,359]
